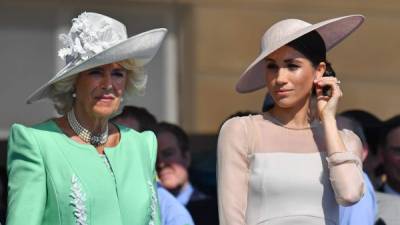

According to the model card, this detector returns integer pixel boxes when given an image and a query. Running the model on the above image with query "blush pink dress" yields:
[217,114,364,225]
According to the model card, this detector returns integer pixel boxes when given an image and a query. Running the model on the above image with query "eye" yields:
[287,63,300,71]
[266,63,278,70]
[112,69,127,78]
[160,148,175,159]
[87,69,103,76]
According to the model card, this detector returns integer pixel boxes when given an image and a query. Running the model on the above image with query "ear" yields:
[314,62,326,79]
[361,146,369,162]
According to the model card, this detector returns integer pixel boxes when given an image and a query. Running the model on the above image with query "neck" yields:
[170,182,190,196]
[73,106,108,134]
[269,96,312,128]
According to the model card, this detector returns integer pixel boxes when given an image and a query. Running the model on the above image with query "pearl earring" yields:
[72,93,76,98]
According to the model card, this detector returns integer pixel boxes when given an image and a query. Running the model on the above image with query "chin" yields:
[92,105,118,118]
[273,98,296,108]
[162,180,179,190]
[273,94,307,109]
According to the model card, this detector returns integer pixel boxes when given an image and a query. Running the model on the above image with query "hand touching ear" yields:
[314,77,342,120]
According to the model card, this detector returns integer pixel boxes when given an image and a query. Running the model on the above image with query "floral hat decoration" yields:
[27,12,168,103]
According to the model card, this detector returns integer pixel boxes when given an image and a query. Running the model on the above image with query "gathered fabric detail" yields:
[70,174,88,225]
[148,180,158,225]
[325,151,362,168]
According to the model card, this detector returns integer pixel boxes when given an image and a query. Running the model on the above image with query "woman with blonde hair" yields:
[7,12,167,225]
[218,15,365,225]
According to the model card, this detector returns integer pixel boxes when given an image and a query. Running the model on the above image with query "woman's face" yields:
[265,45,324,109]
[74,63,128,118]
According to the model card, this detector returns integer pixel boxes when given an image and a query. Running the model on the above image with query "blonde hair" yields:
[49,59,147,115]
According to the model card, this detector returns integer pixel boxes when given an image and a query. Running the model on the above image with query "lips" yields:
[158,168,173,179]
[275,88,293,95]
[96,94,115,101]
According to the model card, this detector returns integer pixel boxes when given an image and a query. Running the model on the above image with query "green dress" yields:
[6,120,161,225]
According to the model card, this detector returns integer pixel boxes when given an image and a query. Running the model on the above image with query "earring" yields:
[120,97,124,102]
[72,93,76,98]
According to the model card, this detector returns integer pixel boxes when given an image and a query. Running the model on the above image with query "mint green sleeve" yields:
[7,124,46,225]
[144,131,161,225]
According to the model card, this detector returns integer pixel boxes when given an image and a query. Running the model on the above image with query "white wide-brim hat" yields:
[236,15,364,93]
[27,12,168,103]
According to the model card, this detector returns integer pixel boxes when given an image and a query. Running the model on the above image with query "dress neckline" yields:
[260,112,322,131]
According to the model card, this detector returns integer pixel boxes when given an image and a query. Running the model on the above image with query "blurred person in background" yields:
[6,12,167,225]
[218,15,365,225]
[373,115,400,225]
[336,115,377,225]
[113,106,158,132]
[378,115,400,195]
[155,122,219,225]
[113,106,195,225]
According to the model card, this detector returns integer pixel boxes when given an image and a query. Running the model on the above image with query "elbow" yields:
[336,193,361,206]
[336,184,365,206]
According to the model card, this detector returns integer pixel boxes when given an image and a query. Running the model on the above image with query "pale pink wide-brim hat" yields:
[27,12,168,103]
[236,15,364,93]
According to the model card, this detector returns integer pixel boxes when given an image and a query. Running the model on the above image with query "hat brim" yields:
[236,15,364,93]
[26,28,168,103]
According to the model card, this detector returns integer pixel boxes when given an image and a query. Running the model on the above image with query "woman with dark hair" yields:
[218,15,366,225]
[7,12,167,225]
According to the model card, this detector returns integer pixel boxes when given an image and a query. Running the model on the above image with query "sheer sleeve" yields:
[217,117,250,225]
[7,124,46,225]
[328,129,365,206]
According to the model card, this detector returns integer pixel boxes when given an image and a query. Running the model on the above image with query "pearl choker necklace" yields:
[67,109,108,146]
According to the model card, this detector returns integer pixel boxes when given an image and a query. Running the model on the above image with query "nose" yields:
[101,73,113,91]
[156,158,166,170]
[275,68,288,85]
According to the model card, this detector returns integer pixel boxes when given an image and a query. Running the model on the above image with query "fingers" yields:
[313,77,343,99]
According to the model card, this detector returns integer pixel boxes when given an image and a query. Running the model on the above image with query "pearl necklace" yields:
[67,109,108,146]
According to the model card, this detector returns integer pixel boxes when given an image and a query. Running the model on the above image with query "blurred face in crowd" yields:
[382,126,400,192]
[113,117,140,131]
[156,131,190,194]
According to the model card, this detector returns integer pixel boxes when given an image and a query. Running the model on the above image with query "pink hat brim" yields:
[236,15,364,93]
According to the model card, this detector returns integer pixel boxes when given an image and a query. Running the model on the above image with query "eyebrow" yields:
[88,67,103,71]
[265,58,303,64]
[112,68,128,73]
